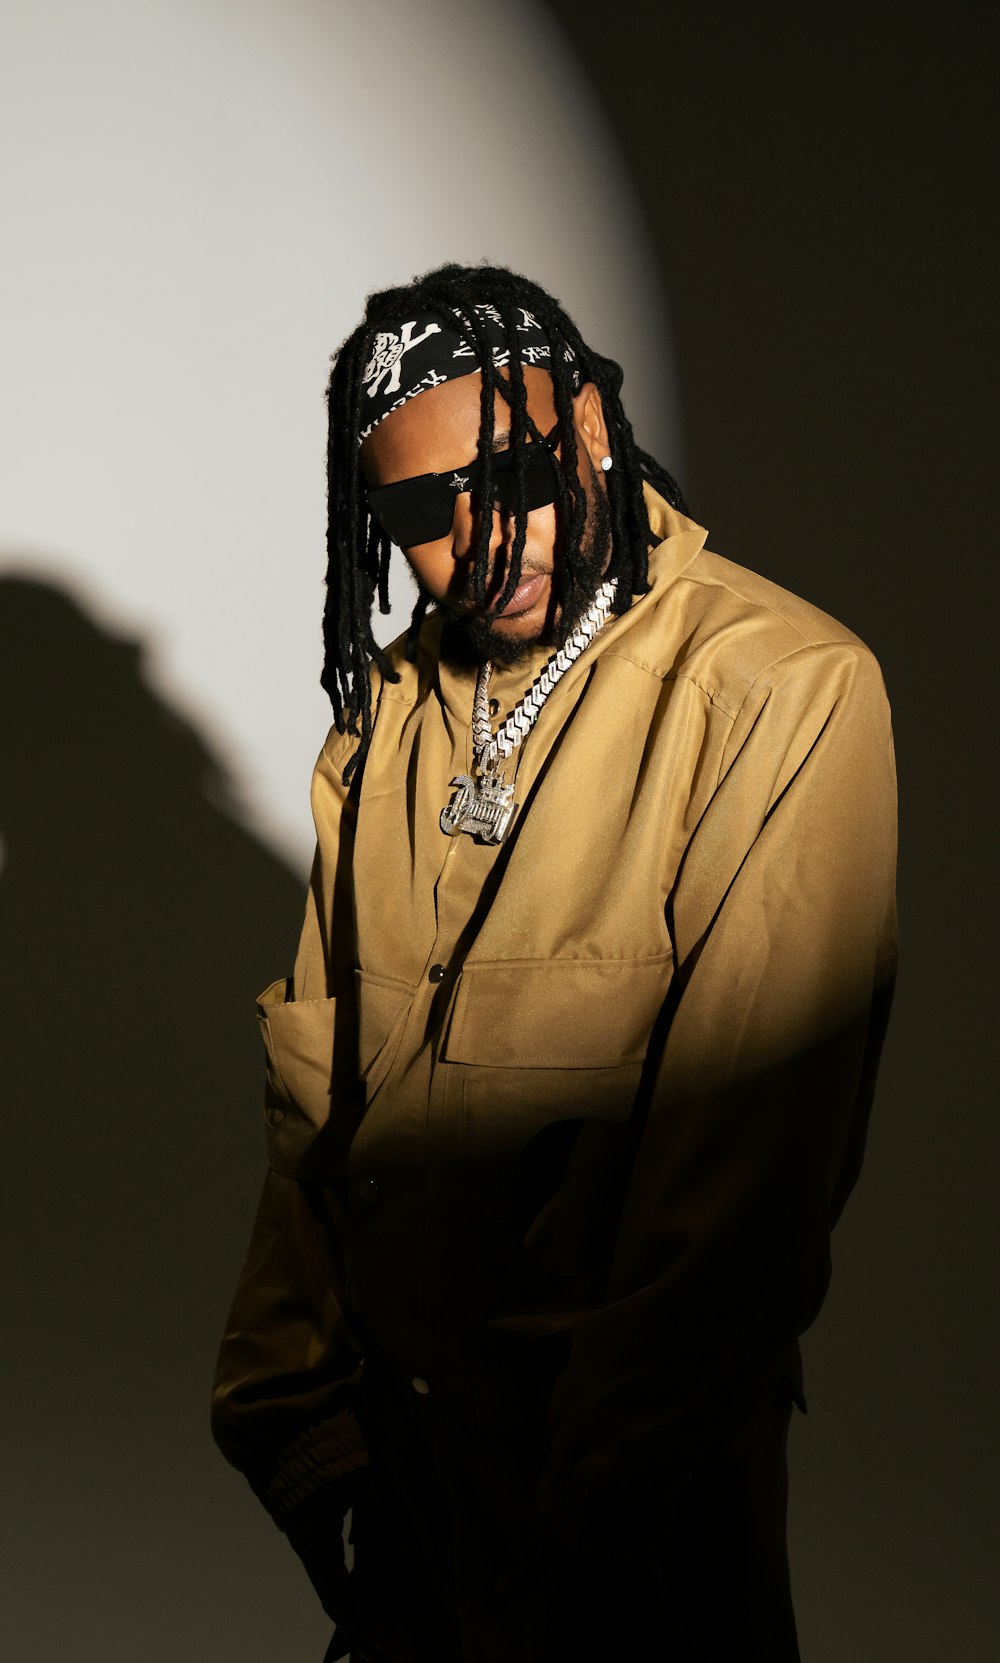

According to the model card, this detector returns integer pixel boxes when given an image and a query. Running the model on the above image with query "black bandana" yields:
[357,303,581,446]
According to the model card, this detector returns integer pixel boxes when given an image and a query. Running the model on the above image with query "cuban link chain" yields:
[440,576,618,844]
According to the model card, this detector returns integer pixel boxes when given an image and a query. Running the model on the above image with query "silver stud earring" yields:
[600,455,613,472]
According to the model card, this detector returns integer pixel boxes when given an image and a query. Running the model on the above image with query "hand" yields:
[322,1612,417,1663]
[286,1478,394,1656]
[321,1592,422,1663]
[292,1471,422,1663]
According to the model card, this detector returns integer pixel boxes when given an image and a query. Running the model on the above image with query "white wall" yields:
[1,0,682,872]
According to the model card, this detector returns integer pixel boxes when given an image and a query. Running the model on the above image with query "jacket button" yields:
[357,1178,380,1206]
[411,1376,430,1395]
[428,963,446,983]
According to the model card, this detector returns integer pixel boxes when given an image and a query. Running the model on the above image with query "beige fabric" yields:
[212,482,898,1554]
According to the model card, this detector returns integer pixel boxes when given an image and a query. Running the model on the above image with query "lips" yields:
[489,569,549,617]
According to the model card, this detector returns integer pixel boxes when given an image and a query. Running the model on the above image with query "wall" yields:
[537,1,998,1657]
[0,3,678,1659]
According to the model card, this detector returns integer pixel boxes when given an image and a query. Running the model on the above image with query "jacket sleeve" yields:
[210,1169,370,1525]
[211,731,372,1537]
[534,639,899,1546]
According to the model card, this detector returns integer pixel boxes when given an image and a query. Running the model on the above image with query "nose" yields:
[451,495,518,568]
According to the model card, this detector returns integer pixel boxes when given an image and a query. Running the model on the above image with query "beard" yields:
[438,463,614,670]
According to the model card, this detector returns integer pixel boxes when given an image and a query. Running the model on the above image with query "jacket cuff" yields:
[249,1408,373,1529]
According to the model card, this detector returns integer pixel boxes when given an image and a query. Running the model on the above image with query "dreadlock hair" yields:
[322,260,689,785]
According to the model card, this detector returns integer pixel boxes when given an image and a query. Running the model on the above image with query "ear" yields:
[572,381,610,474]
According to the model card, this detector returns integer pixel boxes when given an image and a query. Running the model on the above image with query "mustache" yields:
[452,555,553,612]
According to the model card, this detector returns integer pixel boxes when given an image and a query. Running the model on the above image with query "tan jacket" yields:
[212,484,897,1593]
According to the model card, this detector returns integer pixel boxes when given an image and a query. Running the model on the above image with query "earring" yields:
[600,455,613,472]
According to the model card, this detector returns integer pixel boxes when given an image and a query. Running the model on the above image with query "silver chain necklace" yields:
[439,576,618,844]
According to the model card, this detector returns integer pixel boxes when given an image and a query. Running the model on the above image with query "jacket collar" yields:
[428,482,707,728]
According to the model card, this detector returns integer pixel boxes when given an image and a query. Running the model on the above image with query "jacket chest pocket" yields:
[442,953,673,1149]
[437,954,673,1311]
[256,977,360,1179]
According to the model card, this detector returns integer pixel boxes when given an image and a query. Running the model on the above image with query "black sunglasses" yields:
[365,421,562,549]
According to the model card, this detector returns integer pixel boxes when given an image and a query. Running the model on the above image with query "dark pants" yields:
[349,1350,801,1663]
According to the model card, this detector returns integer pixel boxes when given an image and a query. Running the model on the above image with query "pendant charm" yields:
[440,771,518,844]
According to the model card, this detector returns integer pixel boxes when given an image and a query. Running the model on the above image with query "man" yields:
[211,263,898,1662]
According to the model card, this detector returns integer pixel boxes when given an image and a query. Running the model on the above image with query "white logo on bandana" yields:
[362,320,442,398]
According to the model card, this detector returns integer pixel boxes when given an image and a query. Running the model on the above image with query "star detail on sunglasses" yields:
[450,473,470,490]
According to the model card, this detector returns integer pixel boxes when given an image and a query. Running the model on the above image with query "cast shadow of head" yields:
[0,571,319,1649]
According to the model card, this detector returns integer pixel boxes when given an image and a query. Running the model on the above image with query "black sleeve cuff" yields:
[248,1407,373,1528]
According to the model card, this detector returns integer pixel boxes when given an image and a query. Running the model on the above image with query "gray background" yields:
[2,1,996,1659]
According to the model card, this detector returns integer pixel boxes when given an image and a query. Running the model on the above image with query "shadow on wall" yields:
[0,574,329,1661]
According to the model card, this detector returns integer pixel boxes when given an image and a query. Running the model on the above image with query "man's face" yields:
[359,366,613,666]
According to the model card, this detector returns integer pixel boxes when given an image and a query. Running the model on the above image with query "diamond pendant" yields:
[440,770,518,844]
